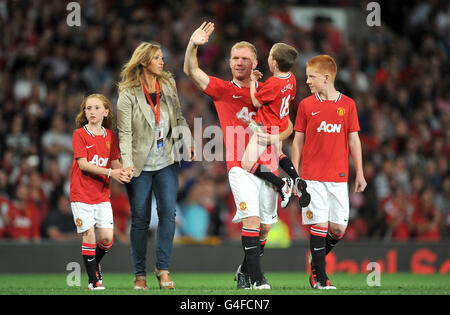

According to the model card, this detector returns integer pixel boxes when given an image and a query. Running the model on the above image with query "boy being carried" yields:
[238,43,310,208]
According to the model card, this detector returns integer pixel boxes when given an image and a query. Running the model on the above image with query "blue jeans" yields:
[126,163,179,276]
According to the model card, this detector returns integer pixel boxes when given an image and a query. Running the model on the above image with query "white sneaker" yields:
[253,278,271,290]
[280,178,293,208]
[88,281,105,290]
[313,280,336,290]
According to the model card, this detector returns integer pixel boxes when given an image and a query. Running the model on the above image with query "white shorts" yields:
[228,167,278,225]
[301,181,349,226]
[71,201,114,233]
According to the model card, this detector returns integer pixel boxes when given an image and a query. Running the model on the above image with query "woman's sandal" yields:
[133,275,148,290]
[154,268,175,290]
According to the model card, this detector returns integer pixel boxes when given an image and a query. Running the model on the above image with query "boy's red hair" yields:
[306,55,337,82]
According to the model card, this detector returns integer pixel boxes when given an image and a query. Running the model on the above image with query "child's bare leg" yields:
[241,133,267,172]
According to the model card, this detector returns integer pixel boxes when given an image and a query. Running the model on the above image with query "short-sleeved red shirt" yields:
[254,72,296,134]
[204,76,278,173]
[70,125,120,204]
[294,92,360,182]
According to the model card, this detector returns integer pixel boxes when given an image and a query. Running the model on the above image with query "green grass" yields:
[0,272,449,295]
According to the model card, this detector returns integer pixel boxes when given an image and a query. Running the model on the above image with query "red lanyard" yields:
[142,80,160,125]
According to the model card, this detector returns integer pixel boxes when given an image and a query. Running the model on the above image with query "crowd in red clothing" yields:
[0,1,448,243]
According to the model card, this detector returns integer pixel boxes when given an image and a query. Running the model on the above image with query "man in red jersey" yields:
[184,22,293,290]
[292,55,367,290]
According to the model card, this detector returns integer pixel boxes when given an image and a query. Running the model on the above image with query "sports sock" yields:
[82,242,98,283]
[241,227,263,284]
[259,239,267,257]
[251,163,285,191]
[326,230,344,255]
[278,154,299,181]
[96,238,114,263]
[241,239,266,274]
[310,226,328,284]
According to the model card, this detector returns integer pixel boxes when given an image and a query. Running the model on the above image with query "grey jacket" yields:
[117,77,193,177]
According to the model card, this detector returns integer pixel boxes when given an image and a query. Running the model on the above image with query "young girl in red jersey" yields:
[70,94,132,290]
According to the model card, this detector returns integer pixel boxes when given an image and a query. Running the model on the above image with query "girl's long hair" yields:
[117,41,174,94]
[75,94,115,130]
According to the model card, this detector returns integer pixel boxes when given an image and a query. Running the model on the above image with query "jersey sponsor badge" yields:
[75,218,83,227]
[239,202,247,211]
[337,107,346,116]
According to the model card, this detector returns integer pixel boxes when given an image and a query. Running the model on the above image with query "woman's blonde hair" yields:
[117,41,174,94]
[75,94,115,130]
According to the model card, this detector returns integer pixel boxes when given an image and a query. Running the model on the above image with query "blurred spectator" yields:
[0,0,448,242]
[380,184,414,241]
[411,187,442,242]
[0,192,10,238]
[6,183,41,242]
[28,170,50,225]
[5,115,33,158]
[179,174,214,241]
[44,194,77,241]
[41,156,66,206]
[41,114,73,174]
[81,47,114,95]
[13,64,47,104]
[339,54,370,94]
[374,159,394,201]
[435,175,450,238]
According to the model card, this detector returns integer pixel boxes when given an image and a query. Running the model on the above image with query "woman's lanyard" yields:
[142,80,160,125]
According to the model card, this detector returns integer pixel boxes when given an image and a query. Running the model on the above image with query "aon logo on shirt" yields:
[89,155,109,167]
[317,121,342,133]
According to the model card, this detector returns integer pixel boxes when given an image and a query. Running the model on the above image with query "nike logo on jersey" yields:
[232,95,243,99]
[86,144,95,149]
[311,111,320,116]
[244,246,258,251]
[317,121,342,133]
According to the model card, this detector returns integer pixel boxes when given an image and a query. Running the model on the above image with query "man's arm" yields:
[183,22,214,91]
[349,131,367,192]
[291,131,305,174]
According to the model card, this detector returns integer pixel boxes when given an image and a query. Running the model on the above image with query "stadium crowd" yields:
[0,0,448,243]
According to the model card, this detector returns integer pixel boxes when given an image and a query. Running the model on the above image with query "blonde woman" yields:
[117,41,195,290]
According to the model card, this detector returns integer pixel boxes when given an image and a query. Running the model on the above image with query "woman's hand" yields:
[115,167,135,184]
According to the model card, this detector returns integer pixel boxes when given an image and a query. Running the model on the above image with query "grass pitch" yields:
[0,272,448,295]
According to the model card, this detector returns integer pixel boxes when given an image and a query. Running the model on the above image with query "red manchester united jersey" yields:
[254,72,296,134]
[70,125,120,204]
[294,92,360,182]
[204,76,278,173]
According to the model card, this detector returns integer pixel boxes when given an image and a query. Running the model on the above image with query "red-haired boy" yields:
[292,55,367,289]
